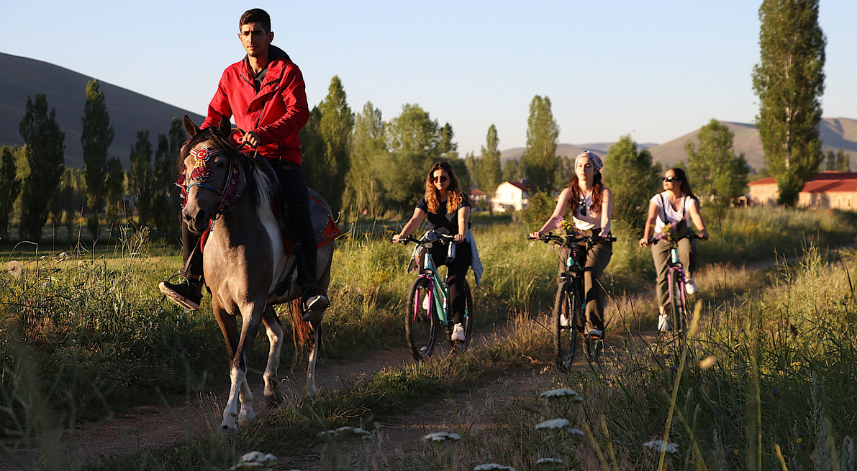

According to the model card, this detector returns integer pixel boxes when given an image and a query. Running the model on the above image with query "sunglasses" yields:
[579,198,588,216]
[663,177,682,182]
[432,175,449,183]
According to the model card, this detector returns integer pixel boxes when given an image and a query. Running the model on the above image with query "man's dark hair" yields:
[239,9,271,33]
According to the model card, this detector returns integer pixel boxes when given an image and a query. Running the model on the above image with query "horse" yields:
[179,116,336,432]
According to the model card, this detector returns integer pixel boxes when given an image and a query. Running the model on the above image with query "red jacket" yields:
[202,46,309,164]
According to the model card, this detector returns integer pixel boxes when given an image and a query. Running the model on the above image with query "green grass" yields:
[1,207,857,469]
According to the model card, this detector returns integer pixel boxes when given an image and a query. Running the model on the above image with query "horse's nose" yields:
[184,209,208,233]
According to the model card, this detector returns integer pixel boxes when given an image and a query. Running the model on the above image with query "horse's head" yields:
[180,116,245,233]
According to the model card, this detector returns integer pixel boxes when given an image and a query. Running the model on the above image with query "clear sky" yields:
[2,1,854,156]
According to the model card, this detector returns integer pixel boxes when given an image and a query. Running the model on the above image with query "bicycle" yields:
[394,233,474,361]
[646,232,700,333]
[528,232,616,370]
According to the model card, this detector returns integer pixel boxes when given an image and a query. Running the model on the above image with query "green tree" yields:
[836,149,850,172]
[317,76,354,215]
[19,94,66,241]
[152,133,173,236]
[168,117,186,233]
[502,159,522,183]
[685,119,751,210]
[104,157,125,225]
[129,131,154,227]
[826,150,836,171]
[81,80,114,238]
[0,146,23,238]
[602,134,661,228]
[520,95,559,190]
[752,0,826,206]
[480,124,503,196]
[300,106,324,191]
[381,104,450,210]
[343,102,386,218]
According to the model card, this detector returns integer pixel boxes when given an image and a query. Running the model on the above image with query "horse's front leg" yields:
[261,306,284,405]
[221,301,265,432]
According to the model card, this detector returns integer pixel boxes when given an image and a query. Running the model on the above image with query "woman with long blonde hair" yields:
[394,162,475,342]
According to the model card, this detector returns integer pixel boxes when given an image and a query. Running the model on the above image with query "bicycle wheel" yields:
[553,282,581,371]
[405,277,439,361]
[668,270,687,332]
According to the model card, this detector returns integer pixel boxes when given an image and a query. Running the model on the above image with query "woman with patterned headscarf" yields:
[530,151,614,338]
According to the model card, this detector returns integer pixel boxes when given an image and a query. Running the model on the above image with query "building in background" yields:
[748,172,857,209]
[492,181,529,212]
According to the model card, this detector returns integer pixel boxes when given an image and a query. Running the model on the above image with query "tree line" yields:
[0,0,845,242]
[0,80,184,243]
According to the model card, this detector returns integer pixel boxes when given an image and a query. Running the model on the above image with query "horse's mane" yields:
[179,126,275,213]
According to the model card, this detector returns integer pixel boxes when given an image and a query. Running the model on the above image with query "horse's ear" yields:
[218,117,232,138]
[184,115,199,137]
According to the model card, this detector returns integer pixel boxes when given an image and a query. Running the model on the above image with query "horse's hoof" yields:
[264,391,284,407]
[222,424,238,435]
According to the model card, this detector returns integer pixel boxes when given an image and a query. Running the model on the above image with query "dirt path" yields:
[2,244,853,469]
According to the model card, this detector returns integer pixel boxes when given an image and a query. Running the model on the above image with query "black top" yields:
[416,194,471,234]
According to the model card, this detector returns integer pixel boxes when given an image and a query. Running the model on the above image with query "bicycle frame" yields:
[415,250,455,327]
[666,248,687,312]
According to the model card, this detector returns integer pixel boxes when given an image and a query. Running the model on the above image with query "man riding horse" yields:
[160,8,328,316]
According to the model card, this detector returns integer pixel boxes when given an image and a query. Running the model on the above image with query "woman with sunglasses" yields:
[639,168,709,328]
[529,151,614,338]
[393,161,478,342]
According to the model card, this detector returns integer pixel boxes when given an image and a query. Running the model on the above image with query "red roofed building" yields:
[748,171,857,209]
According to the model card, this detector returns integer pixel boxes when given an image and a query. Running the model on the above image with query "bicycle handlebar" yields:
[527,232,616,246]
[392,233,457,246]
[646,233,701,245]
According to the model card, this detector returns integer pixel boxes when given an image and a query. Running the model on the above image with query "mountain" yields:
[499,142,657,164]
[0,52,205,169]
[646,118,857,170]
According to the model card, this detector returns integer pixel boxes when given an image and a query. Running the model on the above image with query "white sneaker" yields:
[560,313,571,327]
[451,323,466,342]
[658,313,670,332]
[587,329,603,338]
[685,276,698,295]
[422,294,430,311]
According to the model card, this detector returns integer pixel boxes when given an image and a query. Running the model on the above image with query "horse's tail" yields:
[289,298,315,349]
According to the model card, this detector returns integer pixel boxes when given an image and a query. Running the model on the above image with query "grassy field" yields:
[1,206,856,469]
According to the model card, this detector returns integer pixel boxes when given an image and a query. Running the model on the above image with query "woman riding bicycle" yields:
[529,151,614,338]
[393,162,477,343]
[638,168,709,328]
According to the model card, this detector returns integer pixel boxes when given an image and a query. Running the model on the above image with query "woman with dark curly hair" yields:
[393,162,476,342]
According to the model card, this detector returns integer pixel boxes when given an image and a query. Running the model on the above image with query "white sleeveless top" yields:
[651,191,696,233]
[572,192,600,230]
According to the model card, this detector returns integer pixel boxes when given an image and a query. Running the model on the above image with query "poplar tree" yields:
[382,104,444,210]
[685,119,750,210]
[104,157,125,225]
[152,133,172,235]
[0,146,23,238]
[602,134,660,228]
[81,79,114,238]
[752,0,826,206]
[520,95,559,190]
[480,124,502,196]
[826,150,836,171]
[343,102,386,217]
[19,94,65,241]
[317,76,354,214]
[836,149,850,172]
[129,131,154,227]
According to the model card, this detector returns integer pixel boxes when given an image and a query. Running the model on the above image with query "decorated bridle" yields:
[180,146,242,215]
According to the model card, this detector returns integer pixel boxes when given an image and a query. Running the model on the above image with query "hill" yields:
[499,142,657,164]
[646,118,857,170]
[0,52,204,169]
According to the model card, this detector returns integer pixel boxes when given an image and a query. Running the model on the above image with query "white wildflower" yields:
[229,451,277,470]
[334,426,373,441]
[53,252,71,261]
[474,465,516,471]
[538,388,578,399]
[536,457,564,465]
[568,428,585,436]
[699,355,717,370]
[535,418,569,430]
[643,440,679,454]
[7,261,22,277]
[423,432,461,442]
